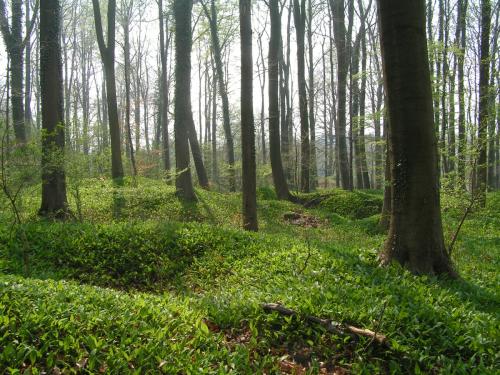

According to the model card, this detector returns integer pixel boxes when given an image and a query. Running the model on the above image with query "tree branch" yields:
[262,303,389,346]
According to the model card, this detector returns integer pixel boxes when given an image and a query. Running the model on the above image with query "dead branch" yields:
[262,303,388,346]
[448,187,484,257]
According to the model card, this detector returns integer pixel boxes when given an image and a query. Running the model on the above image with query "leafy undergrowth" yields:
[298,190,383,219]
[0,179,499,374]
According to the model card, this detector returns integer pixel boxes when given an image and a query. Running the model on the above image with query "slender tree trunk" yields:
[487,8,499,189]
[457,0,468,187]
[378,0,455,276]
[293,0,310,193]
[80,40,91,155]
[475,0,491,206]
[307,0,317,190]
[257,27,267,164]
[358,0,371,189]
[101,78,109,149]
[448,0,461,176]
[269,0,292,200]
[123,15,137,176]
[0,0,27,142]
[240,0,258,231]
[141,58,149,153]
[24,0,32,133]
[39,0,69,218]
[321,41,328,188]
[211,57,218,186]
[92,0,124,180]
[439,0,450,175]
[159,0,170,171]
[174,0,196,201]
[202,0,236,191]
[329,0,350,190]
[351,32,363,189]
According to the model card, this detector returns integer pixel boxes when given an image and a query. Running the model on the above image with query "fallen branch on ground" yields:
[262,303,388,346]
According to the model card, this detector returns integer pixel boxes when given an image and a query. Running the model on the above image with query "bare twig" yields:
[363,300,388,351]
[448,192,478,257]
[297,234,312,275]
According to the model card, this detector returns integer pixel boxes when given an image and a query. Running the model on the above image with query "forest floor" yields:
[0,178,498,374]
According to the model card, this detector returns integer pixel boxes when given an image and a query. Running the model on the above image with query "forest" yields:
[0,0,498,373]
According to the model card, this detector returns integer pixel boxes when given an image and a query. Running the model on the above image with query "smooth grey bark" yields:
[475,0,491,206]
[328,0,351,190]
[92,0,124,180]
[240,0,258,231]
[269,0,292,200]
[174,0,196,201]
[201,0,236,191]
[39,0,69,218]
[293,0,310,193]
[378,0,455,276]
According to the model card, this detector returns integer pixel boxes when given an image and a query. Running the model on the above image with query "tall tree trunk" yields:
[141,56,149,153]
[269,0,292,201]
[457,0,468,187]
[307,0,317,190]
[122,13,137,176]
[279,2,293,182]
[369,23,384,190]
[101,78,109,149]
[448,0,461,176]
[173,0,196,201]
[257,27,267,164]
[321,41,328,188]
[329,0,350,190]
[39,0,69,218]
[293,0,310,193]
[211,57,218,186]
[159,0,170,171]
[240,0,258,231]
[202,0,236,191]
[378,0,455,276]
[133,34,142,155]
[487,7,499,189]
[351,32,363,189]
[439,0,450,175]
[24,0,32,133]
[357,0,371,189]
[92,0,124,180]
[475,0,491,206]
[80,40,91,156]
[0,0,32,143]
[328,14,339,187]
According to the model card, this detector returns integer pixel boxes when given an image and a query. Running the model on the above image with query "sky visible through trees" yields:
[0,0,495,184]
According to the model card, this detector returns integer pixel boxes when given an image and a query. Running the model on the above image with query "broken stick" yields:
[262,303,388,346]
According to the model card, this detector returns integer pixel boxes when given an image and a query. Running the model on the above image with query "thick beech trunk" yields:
[173,0,196,201]
[378,0,455,276]
[39,0,69,218]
